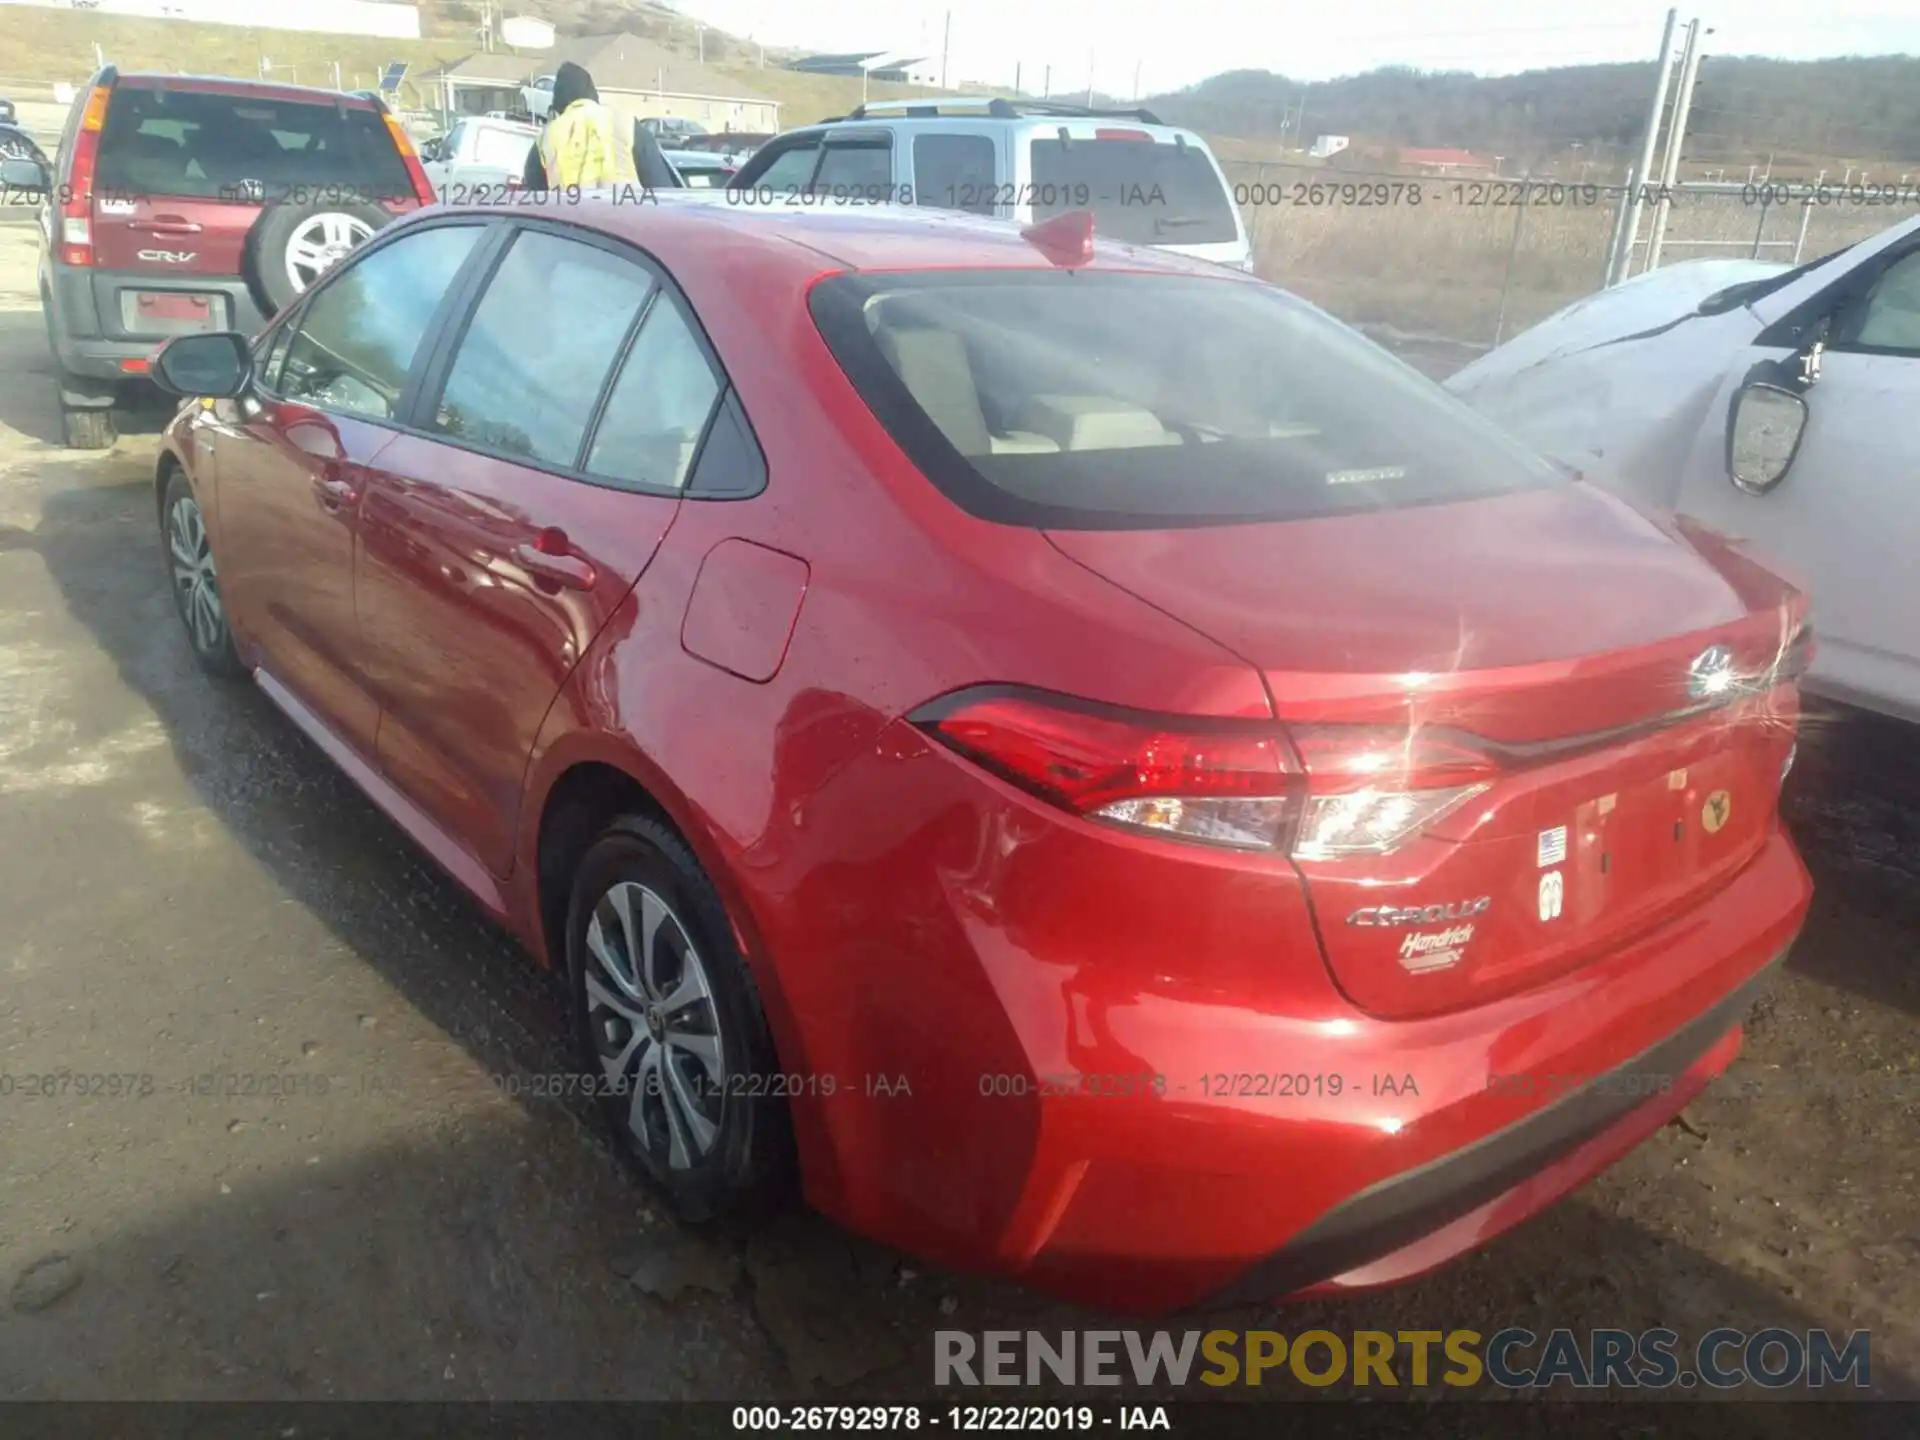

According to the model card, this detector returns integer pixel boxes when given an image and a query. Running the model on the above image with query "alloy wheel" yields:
[167,495,225,657]
[583,881,727,1171]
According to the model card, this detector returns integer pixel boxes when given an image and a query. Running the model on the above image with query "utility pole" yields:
[1610,7,1678,286]
[1042,65,1050,99]
[941,11,951,90]
[1133,61,1141,102]
[1015,62,1022,95]
[1645,19,1706,275]
[1086,49,1096,106]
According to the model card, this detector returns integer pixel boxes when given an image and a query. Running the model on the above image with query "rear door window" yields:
[584,297,722,491]
[811,137,893,202]
[913,134,997,215]
[738,137,821,195]
[1028,135,1239,245]
[278,224,481,422]
[96,87,413,203]
[472,124,534,172]
[426,229,655,467]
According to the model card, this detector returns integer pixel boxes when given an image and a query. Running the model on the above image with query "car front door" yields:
[1672,240,1920,722]
[356,222,727,876]
[212,220,489,755]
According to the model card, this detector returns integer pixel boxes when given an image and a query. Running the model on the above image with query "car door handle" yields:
[513,543,596,590]
[135,217,204,236]
[314,464,360,508]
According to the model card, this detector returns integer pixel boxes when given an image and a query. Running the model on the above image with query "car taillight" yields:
[914,689,1295,850]
[1094,128,1152,141]
[1286,727,1496,859]
[61,81,112,267]
[382,111,437,206]
[912,687,1501,857]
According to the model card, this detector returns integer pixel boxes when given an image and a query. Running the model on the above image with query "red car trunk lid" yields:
[1047,484,1806,1019]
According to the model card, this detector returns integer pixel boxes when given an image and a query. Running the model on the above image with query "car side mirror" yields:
[152,332,254,400]
[1727,381,1809,495]
[0,155,50,193]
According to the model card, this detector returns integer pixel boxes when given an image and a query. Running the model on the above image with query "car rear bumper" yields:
[776,726,1812,1312]
[44,263,266,399]
[1207,957,1771,1305]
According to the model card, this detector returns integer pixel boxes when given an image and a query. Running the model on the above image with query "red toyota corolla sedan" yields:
[147,195,1812,1313]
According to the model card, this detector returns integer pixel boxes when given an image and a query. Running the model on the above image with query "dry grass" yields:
[0,7,1010,129]
[1228,158,1920,345]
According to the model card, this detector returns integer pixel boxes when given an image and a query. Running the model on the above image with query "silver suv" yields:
[725,98,1252,271]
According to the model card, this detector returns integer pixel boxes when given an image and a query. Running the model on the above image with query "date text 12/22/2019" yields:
[731,1405,1173,1431]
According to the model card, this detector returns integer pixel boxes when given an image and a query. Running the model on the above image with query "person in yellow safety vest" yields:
[520,62,639,190]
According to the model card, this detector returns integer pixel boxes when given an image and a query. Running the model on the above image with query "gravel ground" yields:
[0,225,1914,1427]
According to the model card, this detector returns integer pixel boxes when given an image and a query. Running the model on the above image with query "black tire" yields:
[61,404,115,450]
[161,470,245,678]
[565,814,794,1223]
[242,198,394,317]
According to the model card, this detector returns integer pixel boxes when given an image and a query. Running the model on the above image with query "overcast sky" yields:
[676,0,1920,97]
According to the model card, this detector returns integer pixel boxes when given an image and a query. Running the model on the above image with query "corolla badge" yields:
[1348,897,1491,927]
[1686,644,1736,700]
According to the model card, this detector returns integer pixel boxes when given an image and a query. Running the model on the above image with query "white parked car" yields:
[420,116,539,195]
[1448,215,1920,726]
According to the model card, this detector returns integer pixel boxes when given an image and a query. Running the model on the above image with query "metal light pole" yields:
[1610,7,1678,286]
[941,11,951,90]
[1645,19,1705,275]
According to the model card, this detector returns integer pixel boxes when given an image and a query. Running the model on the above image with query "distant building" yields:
[1309,134,1349,159]
[423,31,780,132]
[1363,145,1501,176]
[786,51,940,85]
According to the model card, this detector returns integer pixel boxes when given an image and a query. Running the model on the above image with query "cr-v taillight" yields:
[61,81,113,268]
[911,686,1499,857]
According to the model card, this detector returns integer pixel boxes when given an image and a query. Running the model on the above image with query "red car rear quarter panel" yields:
[517,244,1286,1244]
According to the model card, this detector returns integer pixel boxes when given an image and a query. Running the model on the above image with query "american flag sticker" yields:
[1537,825,1568,868]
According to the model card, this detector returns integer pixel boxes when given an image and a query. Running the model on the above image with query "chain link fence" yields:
[1221,157,1920,375]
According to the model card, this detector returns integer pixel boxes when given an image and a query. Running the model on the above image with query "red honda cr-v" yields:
[145,197,1812,1313]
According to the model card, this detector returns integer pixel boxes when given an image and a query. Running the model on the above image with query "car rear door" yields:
[212,220,489,756]
[357,221,729,876]
[1671,238,1920,722]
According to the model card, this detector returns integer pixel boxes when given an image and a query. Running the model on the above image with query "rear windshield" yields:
[809,271,1567,530]
[96,87,413,202]
[1028,137,1239,245]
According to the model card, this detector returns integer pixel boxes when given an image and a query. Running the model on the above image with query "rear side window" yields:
[279,224,479,421]
[95,87,413,202]
[584,298,722,491]
[809,271,1566,530]
[428,230,655,467]
[913,134,997,215]
[1028,136,1238,245]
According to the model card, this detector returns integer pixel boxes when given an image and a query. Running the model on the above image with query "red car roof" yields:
[427,195,1250,281]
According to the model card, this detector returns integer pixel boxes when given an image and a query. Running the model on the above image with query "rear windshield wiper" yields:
[1153,215,1210,231]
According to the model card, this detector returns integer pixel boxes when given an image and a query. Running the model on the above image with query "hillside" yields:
[1,4,980,127]
[1146,54,1920,170]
